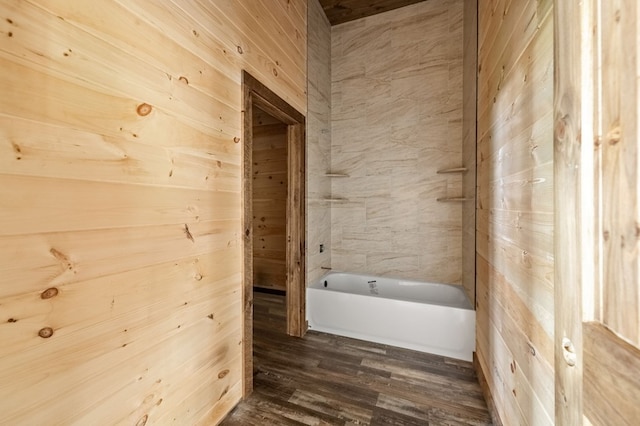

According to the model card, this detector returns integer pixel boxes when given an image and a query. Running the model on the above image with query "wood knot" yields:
[49,248,76,274]
[208,313,214,320]
[11,142,21,160]
[41,287,59,299]
[606,126,622,145]
[236,45,243,54]
[555,116,567,141]
[219,386,229,400]
[7,318,18,323]
[136,103,152,116]
[218,369,230,379]
[183,224,195,242]
[233,137,240,143]
[38,327,54,338]
[527,342,536,356]
[194,273,203,281]
[272,68,278,77]
[179,76,189,84]
[135,414,148,426]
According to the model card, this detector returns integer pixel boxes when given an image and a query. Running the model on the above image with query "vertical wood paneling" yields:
[554,0,640,422]
[307,0,332,287]
[592,0,640,420]
[252,117,288,291]
[476,0,554,424]
[553,0,587,423]
[330,0,464,284]
[0,0,307,424]
[599,0,640,347]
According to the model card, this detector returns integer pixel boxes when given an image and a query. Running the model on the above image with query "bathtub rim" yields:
[311,270,474,311]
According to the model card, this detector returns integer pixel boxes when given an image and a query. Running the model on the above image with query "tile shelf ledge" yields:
[437,197,471,202]
[436,167,467,174]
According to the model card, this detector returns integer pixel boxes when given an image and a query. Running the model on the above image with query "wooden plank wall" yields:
[582,1,640,423]
[475,0,554,424]
[597,0,640,352]
[252,109,288,291]
[307,0,332,286]
[330,0,464,284]
[0,1,307,424]
[553,1,640,423]
[462,0,478,306]
[319,0,428,25]
[552,0,585,422]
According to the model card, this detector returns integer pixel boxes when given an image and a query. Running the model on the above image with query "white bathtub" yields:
[306,271,476,361]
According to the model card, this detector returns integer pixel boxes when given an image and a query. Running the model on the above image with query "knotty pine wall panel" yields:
[307,0,332,286]
[330,0,464,284]
[0,0,307,424]
[475,0,554,424]
[252,118,288,290]
[597,0,640,350]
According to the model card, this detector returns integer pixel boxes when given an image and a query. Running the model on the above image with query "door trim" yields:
[241,71,306,397]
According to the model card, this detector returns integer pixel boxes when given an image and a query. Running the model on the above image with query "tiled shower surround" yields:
[330,0,464,284]
[306,0,332,286]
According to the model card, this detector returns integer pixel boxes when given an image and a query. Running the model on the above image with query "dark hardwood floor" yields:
[221,292,492,425]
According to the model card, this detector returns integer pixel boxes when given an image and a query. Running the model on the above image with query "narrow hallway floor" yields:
[220,292,492,425]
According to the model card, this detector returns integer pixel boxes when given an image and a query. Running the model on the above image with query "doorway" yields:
[242,71,306,397]
[251,106,288,293]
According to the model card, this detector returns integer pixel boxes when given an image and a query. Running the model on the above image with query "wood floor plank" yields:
[221,292,492,425]
[288,389,373,424]
[370,406,432,426]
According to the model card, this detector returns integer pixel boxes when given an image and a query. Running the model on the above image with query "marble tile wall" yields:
[307,0,332,286]
[330,0,464,284]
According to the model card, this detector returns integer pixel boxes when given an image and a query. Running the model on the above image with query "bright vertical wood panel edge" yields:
[553,0,584,423]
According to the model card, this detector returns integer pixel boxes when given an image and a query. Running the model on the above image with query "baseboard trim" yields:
[473,351,503,426]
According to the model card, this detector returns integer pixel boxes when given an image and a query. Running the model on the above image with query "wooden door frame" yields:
[241,71,306,397]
